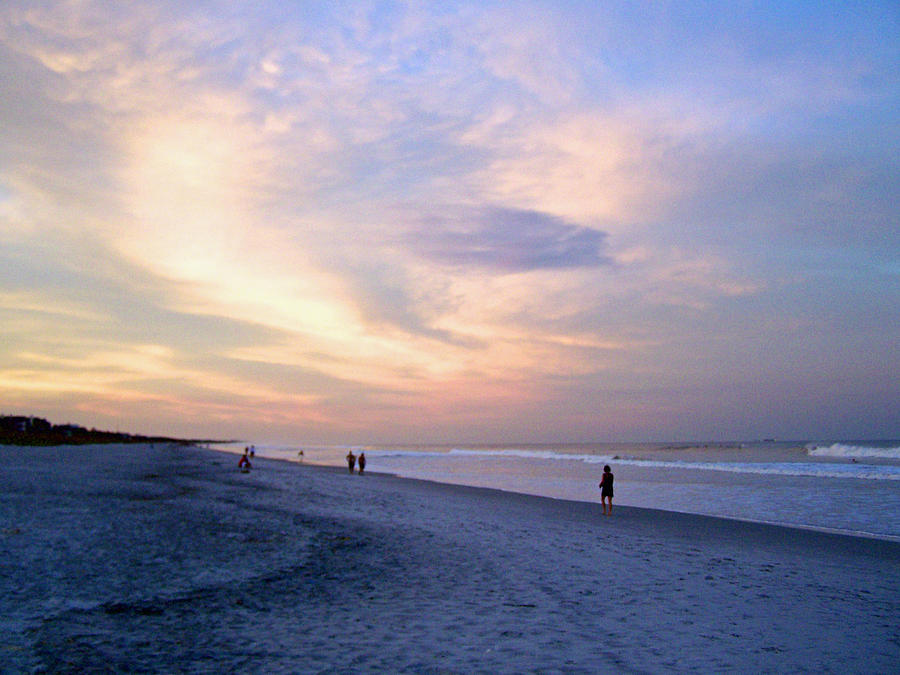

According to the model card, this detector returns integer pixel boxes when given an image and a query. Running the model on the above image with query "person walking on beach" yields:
[358,452,366,475]
[346,450,356,474]
[598,464,614,515]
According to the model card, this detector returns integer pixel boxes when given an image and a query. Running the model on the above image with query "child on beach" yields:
[598,465,614,515]
[238,450,252,472]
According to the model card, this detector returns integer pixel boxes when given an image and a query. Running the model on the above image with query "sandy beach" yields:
[2,443,898,673]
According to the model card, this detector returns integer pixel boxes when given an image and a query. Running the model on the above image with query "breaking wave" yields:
[370,447,900,481]
[807,444,900,460]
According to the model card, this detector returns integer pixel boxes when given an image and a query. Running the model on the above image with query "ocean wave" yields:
[807,443,900,460]
[370,447,900,480]
[369,449,454,458]
[447,448,617,463]
[621,459,900,480]
[370,448,615,462]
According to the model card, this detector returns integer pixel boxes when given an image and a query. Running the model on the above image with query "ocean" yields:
[211,440,900,541]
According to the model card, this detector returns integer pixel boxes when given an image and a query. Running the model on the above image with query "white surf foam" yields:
[807,443,900,460]
[373,447,900,480]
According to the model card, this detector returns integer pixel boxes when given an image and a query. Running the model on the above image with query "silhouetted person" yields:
[346,450,356,474]
[598,464,614,515]
[358,452,366,475]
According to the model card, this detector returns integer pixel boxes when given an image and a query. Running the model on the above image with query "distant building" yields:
[0,416,52,433]
[54,424,85,438]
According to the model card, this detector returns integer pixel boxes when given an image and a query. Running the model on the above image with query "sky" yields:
[1,1,897,444]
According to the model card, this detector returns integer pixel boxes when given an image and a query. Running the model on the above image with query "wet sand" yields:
[2,443,898,672]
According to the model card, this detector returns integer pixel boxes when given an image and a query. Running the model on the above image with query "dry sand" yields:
[2,443,898,673]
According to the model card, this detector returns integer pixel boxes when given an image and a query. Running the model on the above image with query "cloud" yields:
[0,0,897,441]
[406,206,611,272]
[468,4,579,103]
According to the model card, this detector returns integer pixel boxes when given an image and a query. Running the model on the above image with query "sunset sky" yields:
[1,1,897,444]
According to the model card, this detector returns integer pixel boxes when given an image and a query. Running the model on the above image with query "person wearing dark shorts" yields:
[598,465,614,515]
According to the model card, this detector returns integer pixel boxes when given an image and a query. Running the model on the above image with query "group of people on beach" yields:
[238,446,255,472]
[236,446,604,515]
[346,450,366,475]
[237,446,367,475]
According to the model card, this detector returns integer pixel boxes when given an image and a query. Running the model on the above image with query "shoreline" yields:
[366,469,900,557]
[4,443,898,672]
[216,443,900,544]
[371,469,900,545]
[374,468,900,544]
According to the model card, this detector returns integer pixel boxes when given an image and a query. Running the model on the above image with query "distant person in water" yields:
[358,452,366,475]
[598,465,614,515]
[346,450,356,474]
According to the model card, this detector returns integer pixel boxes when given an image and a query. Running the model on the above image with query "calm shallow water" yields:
[212,441,900,540]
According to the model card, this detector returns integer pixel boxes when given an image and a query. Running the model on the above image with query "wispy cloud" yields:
[407,207,611,272]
